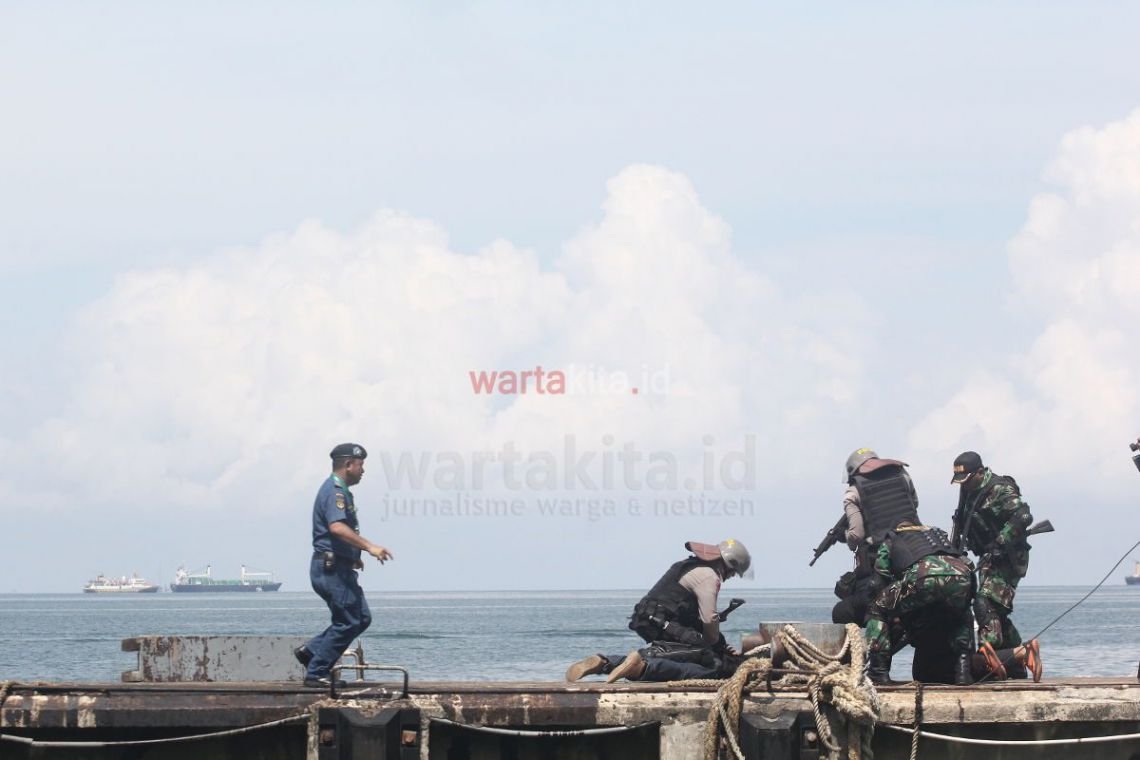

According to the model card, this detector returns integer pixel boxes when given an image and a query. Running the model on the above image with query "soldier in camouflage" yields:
[864,521,975,685]
[949,451,1037,678]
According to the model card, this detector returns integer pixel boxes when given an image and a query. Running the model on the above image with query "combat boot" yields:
[867,652,894,686]
[954,653,973,686]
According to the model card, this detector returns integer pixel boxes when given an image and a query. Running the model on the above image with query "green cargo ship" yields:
[170,565,282,593]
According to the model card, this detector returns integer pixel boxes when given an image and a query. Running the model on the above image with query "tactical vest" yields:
[956,472,1020,551]
[852,464,919,542]
[888,526,958,574]
[635,557,712,630]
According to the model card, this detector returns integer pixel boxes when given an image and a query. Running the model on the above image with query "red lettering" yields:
[468,370,498,394]
[497,371,518,394]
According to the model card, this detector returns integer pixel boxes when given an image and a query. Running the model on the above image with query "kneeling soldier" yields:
[866,521,975,686]
[565,539,751,683]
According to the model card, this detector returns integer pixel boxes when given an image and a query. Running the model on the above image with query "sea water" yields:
[0,586,1136,682]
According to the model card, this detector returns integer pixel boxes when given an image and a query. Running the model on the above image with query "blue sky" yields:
[3,3,1140,592]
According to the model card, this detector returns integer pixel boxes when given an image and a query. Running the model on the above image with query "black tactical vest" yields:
[888,526,958,574]
[852,464,919,542]
[636,557,712,629]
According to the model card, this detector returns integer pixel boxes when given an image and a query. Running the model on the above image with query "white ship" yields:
[83,573,160,593]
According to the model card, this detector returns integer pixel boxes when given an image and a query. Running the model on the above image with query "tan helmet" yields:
[718,538,752,579]
[844,448,878,482]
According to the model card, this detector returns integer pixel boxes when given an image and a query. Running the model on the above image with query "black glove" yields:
[834,571,857,599]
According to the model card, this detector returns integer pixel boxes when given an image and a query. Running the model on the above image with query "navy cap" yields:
[951,451,983,484]
[330,443,367,460]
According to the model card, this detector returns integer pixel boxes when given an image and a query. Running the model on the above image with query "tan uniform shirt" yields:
[678,565,722,624]
[843,485,866,549]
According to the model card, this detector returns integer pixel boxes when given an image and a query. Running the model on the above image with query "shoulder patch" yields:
[335,493,346,510]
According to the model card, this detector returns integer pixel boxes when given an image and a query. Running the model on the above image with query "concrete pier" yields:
[4,677,1140,759]
[4,631,1139,758]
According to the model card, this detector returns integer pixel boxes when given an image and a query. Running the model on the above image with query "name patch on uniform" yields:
[335,493,346,510]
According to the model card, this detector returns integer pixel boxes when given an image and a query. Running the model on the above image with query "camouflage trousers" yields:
[866,556,974,656]
[975,559,1025,648]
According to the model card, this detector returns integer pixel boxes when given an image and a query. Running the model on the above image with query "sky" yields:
[3,2,1140,593]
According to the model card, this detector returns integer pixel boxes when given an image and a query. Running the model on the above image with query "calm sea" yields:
[1,587,1136,682]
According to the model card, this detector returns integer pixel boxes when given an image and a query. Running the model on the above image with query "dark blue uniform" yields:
[303,473,372,680]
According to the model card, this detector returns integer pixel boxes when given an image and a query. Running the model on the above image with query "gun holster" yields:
[661,621,706,647]
[643,641,718,668]
[322,551,336,572]
[834,571,858,600]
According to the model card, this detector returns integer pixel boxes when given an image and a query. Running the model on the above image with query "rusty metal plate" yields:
[121,635,316,682]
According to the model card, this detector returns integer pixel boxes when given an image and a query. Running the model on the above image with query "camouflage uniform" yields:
[865,537,975,658]
[952,468,1032,648]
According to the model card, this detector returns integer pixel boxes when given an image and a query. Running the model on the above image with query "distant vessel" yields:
[170,565,282,593]
[1126,561,1140,586]
[83,573,160,594]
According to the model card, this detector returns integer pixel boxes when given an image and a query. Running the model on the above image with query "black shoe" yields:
[303,676,347,689]
[294,645,313,667]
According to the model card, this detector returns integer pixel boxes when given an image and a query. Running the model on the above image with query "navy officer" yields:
[295,443,393,688]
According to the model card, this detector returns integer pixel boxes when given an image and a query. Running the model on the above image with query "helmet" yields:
[718,538,752,579]
[844,448,878,482]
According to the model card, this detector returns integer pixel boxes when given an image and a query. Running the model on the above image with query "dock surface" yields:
[4,677,1140,759]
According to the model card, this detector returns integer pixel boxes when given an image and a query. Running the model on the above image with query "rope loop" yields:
[689,624,880,760]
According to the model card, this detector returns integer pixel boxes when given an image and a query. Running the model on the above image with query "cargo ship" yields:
[83,573,160,593]
[1126,561,1140,585]
[170,565,282,592]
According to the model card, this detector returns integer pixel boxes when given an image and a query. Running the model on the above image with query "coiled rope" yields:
[674,623,880,760]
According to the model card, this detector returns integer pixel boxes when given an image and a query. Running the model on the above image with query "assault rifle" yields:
[957,513,1054,547]
[976,519,1055,562]
[809,515,849,567]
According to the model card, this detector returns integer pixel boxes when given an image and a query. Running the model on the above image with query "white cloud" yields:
[910,109,1140,498]
[8,165,868,521]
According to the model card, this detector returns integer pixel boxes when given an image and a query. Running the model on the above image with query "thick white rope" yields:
[694,623,880,760]
[0,714,309,748]
[880,723,1140,747]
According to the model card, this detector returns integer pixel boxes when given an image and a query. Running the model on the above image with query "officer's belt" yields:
[312,551,356,563]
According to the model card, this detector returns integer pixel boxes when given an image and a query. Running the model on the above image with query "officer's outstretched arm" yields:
[329,521,394,563]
